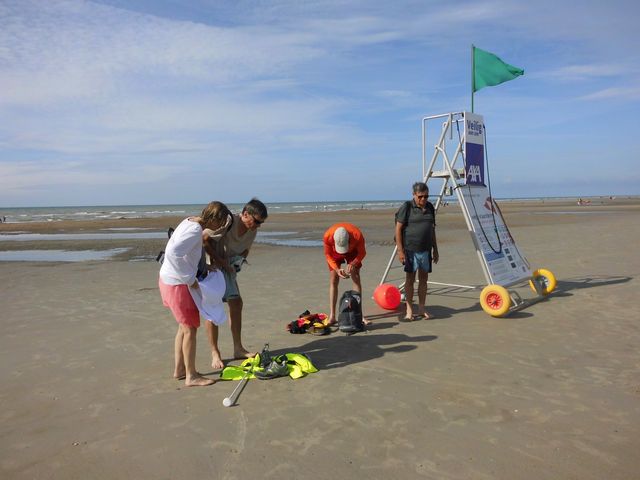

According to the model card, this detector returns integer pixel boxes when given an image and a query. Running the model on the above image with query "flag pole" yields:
[471,44,475,113]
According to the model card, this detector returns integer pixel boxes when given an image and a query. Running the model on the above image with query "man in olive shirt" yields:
[205,198,268,368]
[395,182,439,320]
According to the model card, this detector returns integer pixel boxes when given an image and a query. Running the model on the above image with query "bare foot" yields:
[211,351,225,370]
[234,347,257,360]
[362,317,372,326]
[176,369,204,380]
[185,374,215,387]
[405,304,414,319]
[418,310,432,320]
[326,317,337,326]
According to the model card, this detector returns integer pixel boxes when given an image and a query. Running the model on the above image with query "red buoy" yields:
[373,283,401,310]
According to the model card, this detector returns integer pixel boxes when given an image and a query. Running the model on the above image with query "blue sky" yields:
[1,0,639,207]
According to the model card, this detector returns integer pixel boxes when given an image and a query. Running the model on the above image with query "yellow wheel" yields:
[480,285,512,317]
[529,268,557,295]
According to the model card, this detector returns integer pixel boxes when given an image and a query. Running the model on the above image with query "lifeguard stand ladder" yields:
[379,111,556,317]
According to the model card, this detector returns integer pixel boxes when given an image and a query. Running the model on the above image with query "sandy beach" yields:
[1,198,640,479]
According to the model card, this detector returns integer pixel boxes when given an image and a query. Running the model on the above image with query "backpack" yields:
[155,227,175,264]
[338,290,364,333]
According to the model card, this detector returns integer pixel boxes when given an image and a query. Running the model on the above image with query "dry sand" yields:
[1,198,640,479]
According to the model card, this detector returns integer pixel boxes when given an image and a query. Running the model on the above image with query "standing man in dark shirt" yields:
[395,182,439,320]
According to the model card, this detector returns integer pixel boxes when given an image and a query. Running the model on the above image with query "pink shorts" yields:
[158,278,200,328]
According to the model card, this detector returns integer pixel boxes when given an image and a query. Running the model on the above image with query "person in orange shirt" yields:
[323,223,371,326]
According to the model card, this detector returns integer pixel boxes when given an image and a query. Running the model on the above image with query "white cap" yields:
[333,227,349,254]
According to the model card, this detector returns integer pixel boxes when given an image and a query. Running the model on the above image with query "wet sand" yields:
[1,197,639,479]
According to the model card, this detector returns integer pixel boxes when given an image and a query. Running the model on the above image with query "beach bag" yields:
[338,290,364,333]
[287,311,330,335]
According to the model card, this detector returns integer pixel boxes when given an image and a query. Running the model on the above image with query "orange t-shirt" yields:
[323,223,366,271]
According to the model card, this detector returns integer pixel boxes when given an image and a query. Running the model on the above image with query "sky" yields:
[1,0,639,207]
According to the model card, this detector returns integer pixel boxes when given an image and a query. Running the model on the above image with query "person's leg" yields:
[228,297,256,359]
[328,269,340,325]
[174,325,186,379]
[417,269,430,318]
[181,324,214,386]
[204,320,224,370]
[404,271,416,320]
[350,267,371,325]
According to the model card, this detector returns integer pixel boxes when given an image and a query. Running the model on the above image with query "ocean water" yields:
[0,202,365,257]
[0,201,405,223]
[0,197,628,260]
[0,249,130,262]
[0,195,618,224]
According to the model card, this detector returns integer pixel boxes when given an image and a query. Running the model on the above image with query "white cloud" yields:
[545,64,628,81]
[0,159,180,194]
[0,0,324,107]
[1,0,639,205]
[377,90,412,98]
[580,86,640,101]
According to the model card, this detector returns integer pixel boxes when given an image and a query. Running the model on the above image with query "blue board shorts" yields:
[221,269,241,301]
[403,250,432,273]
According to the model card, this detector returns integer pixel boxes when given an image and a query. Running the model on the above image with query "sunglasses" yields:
[415,194,428,199]
[252,216,264,225]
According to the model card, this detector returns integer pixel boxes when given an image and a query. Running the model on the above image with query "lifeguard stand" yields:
[379,112,556,317]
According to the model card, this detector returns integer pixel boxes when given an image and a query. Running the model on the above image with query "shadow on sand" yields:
[264,275,633,371]
[555,274,632,294]
[275,331,437,371]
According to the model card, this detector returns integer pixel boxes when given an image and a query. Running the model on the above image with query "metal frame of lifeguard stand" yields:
[379,112,553,316]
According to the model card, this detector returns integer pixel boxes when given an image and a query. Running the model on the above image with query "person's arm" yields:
[323,241,340,272]
[348,234,366,271]
[210,247,233,273]
[202,231,233,273]
[432,227,439,264]
[430,204,438,264]
[395,221,406,264]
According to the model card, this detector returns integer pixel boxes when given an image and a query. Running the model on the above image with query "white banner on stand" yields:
[460,184,531,286]
[460,112,531,286]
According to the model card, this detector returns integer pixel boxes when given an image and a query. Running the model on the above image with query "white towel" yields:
[189,270,227,325]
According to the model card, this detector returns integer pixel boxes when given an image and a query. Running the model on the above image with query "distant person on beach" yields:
[158,201,232,387]
[323,223,370,326]
[395,182,439,320]
[204,198,268,369]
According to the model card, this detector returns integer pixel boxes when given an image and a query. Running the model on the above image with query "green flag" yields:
[473,46,524,92]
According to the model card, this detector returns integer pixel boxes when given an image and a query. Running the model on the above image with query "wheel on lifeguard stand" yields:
[479,284,512,317]
[528,268,557,295]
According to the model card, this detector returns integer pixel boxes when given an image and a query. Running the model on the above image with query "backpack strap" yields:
[403,200,411,224]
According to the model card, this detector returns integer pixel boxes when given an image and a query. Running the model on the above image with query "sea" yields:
[0,201,404,261]
[0,197,621,261]
[0,196,596,224]
[0,201,404,223]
